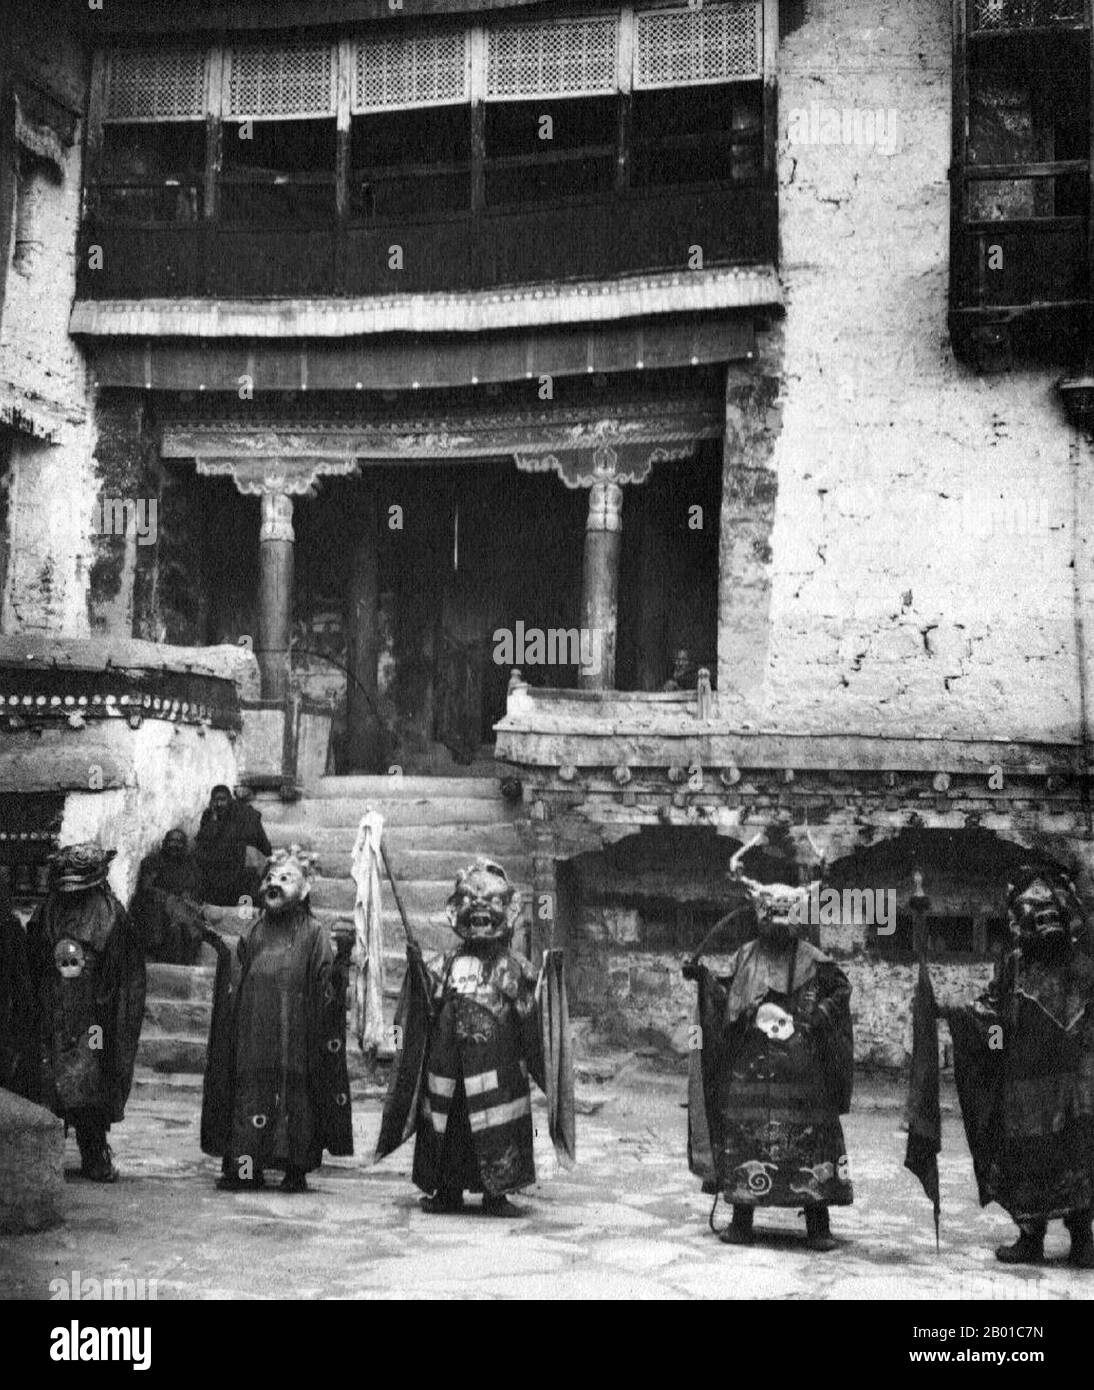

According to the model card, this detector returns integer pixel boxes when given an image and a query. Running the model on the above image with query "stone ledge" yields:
[0,1088,65,1235]
[0,637,260,700]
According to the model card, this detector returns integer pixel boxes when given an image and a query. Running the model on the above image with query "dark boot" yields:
[80,1143,118,1183]
[995,1222,1045,1265]
[1065,1210,1094,1269]
[719,1205,755,1246]
[280,1166,308,1194]
[481,1193,520,1217]
[806,1205,838,1252]
[76,1121,118,1183]
[420,1188,464,1214]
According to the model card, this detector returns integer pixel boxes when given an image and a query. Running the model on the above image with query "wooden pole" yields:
[579,480,623,690]
[345,486,380,770]
[257,490,294,701]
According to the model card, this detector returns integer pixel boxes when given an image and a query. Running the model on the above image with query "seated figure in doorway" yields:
[661,647,699,692]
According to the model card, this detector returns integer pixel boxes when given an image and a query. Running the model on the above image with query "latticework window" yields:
[105,48,208,122]
[226,43,336,119]
[353,31,469,113]
[971,0,1085,30]
[634,3,763,90]
[487,17,618,101]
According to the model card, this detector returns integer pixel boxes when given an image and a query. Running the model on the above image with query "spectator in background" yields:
[132,829,205,964]
[194,785,271,907]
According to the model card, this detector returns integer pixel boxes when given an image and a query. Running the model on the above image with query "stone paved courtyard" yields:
[1,1073,1087,1301]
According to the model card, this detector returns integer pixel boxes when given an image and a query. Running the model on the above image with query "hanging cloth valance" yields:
[13,84,77,171]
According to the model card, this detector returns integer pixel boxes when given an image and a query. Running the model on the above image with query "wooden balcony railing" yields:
[968,0,1089,35]
[950,164,1091,317]
[77,183,775,300]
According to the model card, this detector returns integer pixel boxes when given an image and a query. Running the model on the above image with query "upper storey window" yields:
[81,3,776,298]
[949,0,1092,365]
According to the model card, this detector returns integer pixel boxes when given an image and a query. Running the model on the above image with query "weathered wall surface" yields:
[577,939,992,1073]
[59,721,239,902]
[0,11,94,637]
[747,0,1093,743]
[3,421,96,634]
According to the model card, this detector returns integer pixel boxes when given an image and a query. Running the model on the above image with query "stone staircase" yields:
[136,775,533,1082]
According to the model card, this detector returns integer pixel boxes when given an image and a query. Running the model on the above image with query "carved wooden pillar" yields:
[192,455,360,703]
[581,478,623,691]
[257,488,294,702]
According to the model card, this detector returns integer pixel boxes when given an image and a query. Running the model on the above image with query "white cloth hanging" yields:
[350,807,387,1054]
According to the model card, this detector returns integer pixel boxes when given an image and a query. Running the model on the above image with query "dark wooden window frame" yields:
[81,3,780,296]
[949,0,1094,352]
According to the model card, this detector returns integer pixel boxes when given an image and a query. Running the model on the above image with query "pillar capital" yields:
[194,456,359,496]
[586,478,624,533]
[259,490,294,543]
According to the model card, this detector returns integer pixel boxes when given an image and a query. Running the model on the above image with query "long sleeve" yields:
[103,898,147,1121]
[308,918,353,1157]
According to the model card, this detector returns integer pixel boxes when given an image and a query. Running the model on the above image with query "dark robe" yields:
[0,908,37,1098]
[904,960,942,1237]
[194,800,270,907]
[131,850,204,963]
[413,944,541,1195]
[200,906,353,1174]
[25,887,146,1126]
[689,939,854,1207]
[948,948,1094,1223]
[232,802,272,859]
[379,938,569,1195]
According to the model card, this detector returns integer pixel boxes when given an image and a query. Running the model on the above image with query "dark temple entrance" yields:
[197,445,722,776]
[295,460,587,773]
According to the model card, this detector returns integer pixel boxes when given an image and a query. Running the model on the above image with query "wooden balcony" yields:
[77,183,775,301]
[948,157,1093,361]
[951,216,1089,313]
[968,0,1090,37]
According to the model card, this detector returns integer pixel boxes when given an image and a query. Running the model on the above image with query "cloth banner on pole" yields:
[350,808,387,1054]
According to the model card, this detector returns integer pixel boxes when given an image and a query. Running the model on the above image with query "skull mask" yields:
[446,859,519,944]
[755,1001,795,1042]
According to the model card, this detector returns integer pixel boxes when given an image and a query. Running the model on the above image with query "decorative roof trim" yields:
[70,266,783,339]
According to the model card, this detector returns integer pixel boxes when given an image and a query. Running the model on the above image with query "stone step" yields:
[311,775,505,799]
[145,963,216,1000]
[144,997,211,1034]
[306,874,532,915]
[138,1013,398,1074]
[264,823,528,859]
[258,797,518,828]
[147,948,412,1009]
[139,1034,209,1074]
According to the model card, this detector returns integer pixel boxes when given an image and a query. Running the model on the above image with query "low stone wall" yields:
[573,942,992,1073]
[0,639,258,901]
[0,1088,64,1235]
